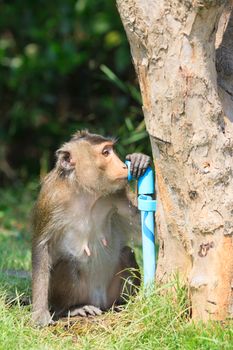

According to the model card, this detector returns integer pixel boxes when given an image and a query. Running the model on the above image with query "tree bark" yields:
[116,0,233,321]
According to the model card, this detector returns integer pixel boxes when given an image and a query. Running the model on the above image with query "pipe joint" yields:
[138,195,157,211]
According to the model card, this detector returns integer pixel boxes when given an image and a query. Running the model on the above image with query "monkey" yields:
[32,130,151,327]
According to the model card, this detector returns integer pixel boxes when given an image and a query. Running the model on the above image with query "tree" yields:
[116,0,233,321]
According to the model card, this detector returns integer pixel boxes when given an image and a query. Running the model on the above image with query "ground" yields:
[0,182,233,350]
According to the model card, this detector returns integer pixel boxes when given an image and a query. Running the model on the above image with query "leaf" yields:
[127,83,142,104]
[100,64,128,93]
[125,117,134,131]
[121,131,148,145]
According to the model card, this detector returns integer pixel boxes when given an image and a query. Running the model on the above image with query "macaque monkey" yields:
[32,130,150,326]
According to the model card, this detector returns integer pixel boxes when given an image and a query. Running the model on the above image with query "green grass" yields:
[0,182,233,350]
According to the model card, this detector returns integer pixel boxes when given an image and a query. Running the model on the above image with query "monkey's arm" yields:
[114,189,138,217]
[32,241,52,327]
[125,153,151,178]
[114,190,141,240]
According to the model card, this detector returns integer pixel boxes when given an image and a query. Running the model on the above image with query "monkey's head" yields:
[55,130,128,194]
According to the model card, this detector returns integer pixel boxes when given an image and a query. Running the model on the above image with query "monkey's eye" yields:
[102,148,110,157]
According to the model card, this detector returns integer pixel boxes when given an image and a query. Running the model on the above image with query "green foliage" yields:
[0,1,150,182]
[0,182,36,296]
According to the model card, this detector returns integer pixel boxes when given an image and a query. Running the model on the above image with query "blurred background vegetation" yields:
[0,0,151,186]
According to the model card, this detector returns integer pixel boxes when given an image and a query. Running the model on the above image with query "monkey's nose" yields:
[122,164,127,169]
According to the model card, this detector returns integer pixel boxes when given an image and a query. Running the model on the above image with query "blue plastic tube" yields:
[125,161,157,286]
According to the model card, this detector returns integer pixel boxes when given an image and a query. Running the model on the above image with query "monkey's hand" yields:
[32,309,54,327]
[125,153,151,178]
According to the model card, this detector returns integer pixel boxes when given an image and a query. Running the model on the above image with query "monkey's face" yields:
[92,142,128,190]
[56,140,128,194]
[76,141,128,193]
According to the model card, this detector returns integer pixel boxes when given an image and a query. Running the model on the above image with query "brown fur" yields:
[32,131,140,326]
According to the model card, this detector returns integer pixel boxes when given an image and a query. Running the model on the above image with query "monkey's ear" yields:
[56,149,76,171]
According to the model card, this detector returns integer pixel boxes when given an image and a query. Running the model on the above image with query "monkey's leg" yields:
[49,259,86,315]
[71,247,140,316]
[49,259,103,318]
[107,246,141,307]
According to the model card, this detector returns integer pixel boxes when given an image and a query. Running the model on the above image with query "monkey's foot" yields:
[69,305,102,317]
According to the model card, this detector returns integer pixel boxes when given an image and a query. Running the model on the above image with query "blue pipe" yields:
[125,161,157,286]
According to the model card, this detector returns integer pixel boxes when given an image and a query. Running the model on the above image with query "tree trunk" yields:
[116,0,233,321]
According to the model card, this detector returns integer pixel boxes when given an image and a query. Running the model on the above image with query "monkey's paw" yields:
[32,309,54,327]
[69,305,102,317]
[125,153,151,178]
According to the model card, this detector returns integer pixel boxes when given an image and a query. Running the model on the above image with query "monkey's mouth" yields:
[116,176,128,181]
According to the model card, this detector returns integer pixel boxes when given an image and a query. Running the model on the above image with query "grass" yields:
[0,182,233,350]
